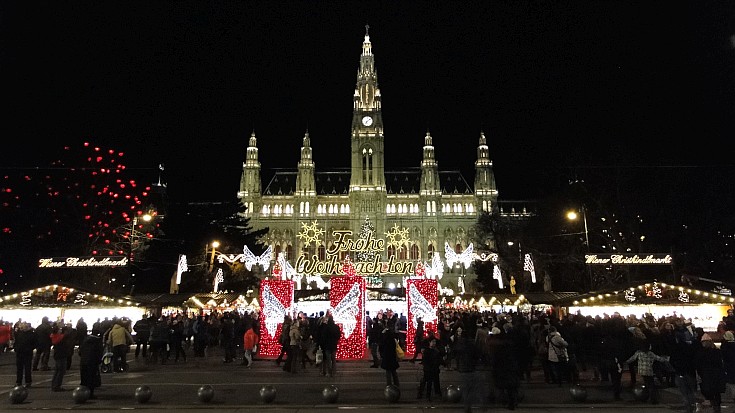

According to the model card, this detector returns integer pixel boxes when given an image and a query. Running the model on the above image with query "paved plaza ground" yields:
[0,346,725,412]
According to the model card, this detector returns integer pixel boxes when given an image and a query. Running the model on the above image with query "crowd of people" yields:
[2,306,735,413]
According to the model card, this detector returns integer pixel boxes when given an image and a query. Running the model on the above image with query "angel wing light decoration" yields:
[261,284,289,338]
[408,283,438,326]
[330,283,361,339]
[444,242,474,269]
[243,245,273,271]
[424,253,444,279]
[523,253,537,283]
[493,265,504,289]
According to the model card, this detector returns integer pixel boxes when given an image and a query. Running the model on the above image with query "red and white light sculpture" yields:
[331,257,366,360]
[406,278,438,356]
[258,279,294,357]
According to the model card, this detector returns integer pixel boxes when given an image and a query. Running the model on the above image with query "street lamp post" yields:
[567,206,592,290]
[208,241,220,272]
[129,213,152,263]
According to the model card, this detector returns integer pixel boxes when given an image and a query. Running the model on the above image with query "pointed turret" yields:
[296,130,316,197]
[420,130,440,196]
[238,130,261,201]
[474,131,498,212]
[350,25,386,192]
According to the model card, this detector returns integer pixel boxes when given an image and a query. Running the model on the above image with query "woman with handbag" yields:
[546,326,569,386]
[380,319,400,387]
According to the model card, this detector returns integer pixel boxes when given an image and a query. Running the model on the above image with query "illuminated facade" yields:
[238,28,530,293]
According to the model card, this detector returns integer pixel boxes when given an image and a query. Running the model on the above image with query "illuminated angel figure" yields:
[261,284,290,338]
[493,265,504,289]
[408,283,437,326]
[444,242,474,269]
[424,253,444,279]
[331,283,361,339]
[243,245,272,271]
[276,252,298,280]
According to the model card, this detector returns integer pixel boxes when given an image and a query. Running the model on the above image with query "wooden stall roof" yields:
[554,281,735,307]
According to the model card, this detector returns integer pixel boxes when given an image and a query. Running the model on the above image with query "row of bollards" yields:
[16,382,619,405]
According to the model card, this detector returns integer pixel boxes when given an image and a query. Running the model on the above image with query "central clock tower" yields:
[350,25,386,234]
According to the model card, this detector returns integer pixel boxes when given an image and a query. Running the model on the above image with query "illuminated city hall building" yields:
[238,28,529,294]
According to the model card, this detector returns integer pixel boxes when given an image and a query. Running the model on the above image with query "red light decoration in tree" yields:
[331,274,366,360]
[406,279,438,356]
[258,279,294,357]
[414,261,426,278]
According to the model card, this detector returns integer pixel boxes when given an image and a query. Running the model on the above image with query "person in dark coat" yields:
[379,319,400,386]
[410,317,425,362]
[721,331,735,404]
[50,324,75,391]
[14,322,37,388]
[33,316,52,371]
[133,315,151,358]
[599,319,628,401]
[321,314,341,377]
[418,336,442,401]
[696,334,726,413]
[79,332,103,399]
[493,328,521,410]
[453,326,481,413]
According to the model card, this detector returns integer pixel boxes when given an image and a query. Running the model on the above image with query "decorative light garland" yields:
[572,282,735,305]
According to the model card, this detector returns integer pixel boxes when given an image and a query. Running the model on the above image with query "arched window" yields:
[387,245,396,259]
[318,245,326,261]
[427,244,435,259]
[286,245,294,260]
[410,244,420,260]
[399,246,407,260]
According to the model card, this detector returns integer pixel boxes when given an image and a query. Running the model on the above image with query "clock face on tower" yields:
[361,116,373,126]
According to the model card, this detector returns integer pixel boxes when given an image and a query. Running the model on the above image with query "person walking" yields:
[418,336,442,401]
[625,340,670,404]
[13,322,37,388]
[721,331,735,404]
[493,326,521,410]
[410,317,425,363]
[454,326,481,413]
[50,323,75,391]
[107,320,134,372]
[170,319,187,363]
[275,315,291,366]
[321,314,341,378]
[695,333,726,413]
[33,316,52,371]
[285,319,302,373]
[379,319,400,387]
[368,312,383,368]
[149,317,171,364]
[546,326,569,386]
[242,322,259,367]
[133,315,151,359]
[78,331,103,399]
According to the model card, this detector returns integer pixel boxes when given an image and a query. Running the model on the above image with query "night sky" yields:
[2,1,734,208]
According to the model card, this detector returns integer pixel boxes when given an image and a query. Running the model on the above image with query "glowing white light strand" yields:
[305,274,330,289]
[523,253,536,283]
[445,242,474,269]
[493,265,504,289]
[625,289,636,302]
[331,282,361,338]
[678,291,690,303]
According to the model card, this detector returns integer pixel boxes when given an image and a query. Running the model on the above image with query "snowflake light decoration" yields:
[645,283,663,299]
[297,220,324,247]
[624,289,636,302]
[385,223,410,251]
[678,291,690,303]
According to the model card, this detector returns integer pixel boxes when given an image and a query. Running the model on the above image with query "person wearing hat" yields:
[695,333,726,413]
[721,331,735,404]
[625,339,670,404]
